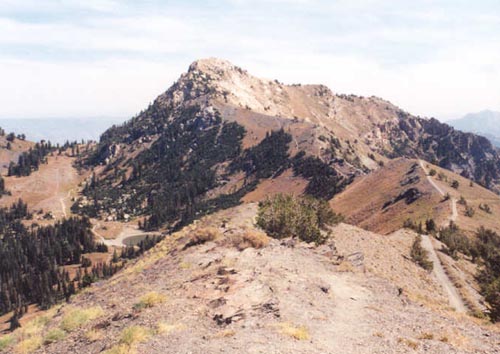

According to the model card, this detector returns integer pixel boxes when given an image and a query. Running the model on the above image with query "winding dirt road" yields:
[419,160,458,225]
[419,160,467,313]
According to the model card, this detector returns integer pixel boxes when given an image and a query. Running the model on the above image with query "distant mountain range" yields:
[0,118,125,144]
[447,110,500,147]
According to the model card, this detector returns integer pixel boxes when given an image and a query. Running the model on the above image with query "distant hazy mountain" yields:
[0,118,125,144]
[447,110,500,147]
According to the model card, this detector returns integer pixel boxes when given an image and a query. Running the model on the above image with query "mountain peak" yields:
[188,57,246,76]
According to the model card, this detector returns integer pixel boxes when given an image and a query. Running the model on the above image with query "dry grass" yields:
[336,260,354,272]
[0,334,14,351]
[438,330,470,350]
[103,344,130,354]
[230,228,269,250]
[14,336,43,354]
[276,322,310,340]
[103,325,153,354]
[17,313,51,338]
[418,332,434,340]
[134,291,167,310]
[156,322,186,335]
[218,329,236,338]
[86,329,104,342]
[120,326,152,346]
[184,227,219,249]
[60,306,104,332]
[397,337,419,349]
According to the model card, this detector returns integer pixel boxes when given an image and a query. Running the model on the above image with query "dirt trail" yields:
[55,169,68,218]
[420,235,467,313]
[419,160,466,313]
[419,160,457,225]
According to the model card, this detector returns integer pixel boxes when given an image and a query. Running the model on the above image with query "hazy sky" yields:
[1,0,499,121]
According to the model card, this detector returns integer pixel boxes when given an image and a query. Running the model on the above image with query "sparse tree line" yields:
[77,104,351,232]
[7,140,82,177]
[0,197,165,331]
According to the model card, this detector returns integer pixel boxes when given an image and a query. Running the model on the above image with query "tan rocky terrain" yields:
[1,203,498,354]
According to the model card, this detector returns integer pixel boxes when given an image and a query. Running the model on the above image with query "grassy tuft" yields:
[156,322,185,335]
[418,332,434,340]
[102,344,130,354]
[231,229,269,250]
[276,322,310,340]
[120,326,152,347]
[134,291,167,310]
[85,329,104,342]
[0,334,14,351]
[397,337,419,349]
[14,336,43,354]
[43,328,66,344]
[60,306,104,332]
[184,227,219,249]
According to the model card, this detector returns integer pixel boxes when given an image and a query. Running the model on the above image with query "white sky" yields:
[0,0,499,121]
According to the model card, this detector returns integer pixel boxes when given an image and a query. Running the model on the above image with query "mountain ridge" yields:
[76,58,500,231]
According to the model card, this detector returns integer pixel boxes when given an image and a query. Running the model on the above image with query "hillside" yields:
[73,58,500,232]
[420,160,500,236]
[331,157,500,236]
[0,134,34,174]
[2,204,500,354]
[331,158,447,234]
[448,111,500,147]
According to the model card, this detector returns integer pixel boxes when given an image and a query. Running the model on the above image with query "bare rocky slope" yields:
[7,204,499,354]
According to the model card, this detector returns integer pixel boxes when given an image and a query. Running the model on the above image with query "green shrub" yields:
[256,194,343,245]
[425,219,436,233]
[465,206,475,218]
[479,204,492,214]
[410,235,433,271]
[439,222,476,260]
[475,227,500,321]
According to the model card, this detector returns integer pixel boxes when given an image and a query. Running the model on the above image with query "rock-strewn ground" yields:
[16,204,500,354]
